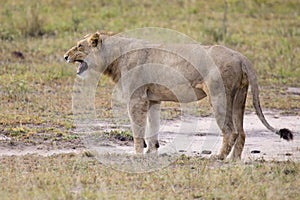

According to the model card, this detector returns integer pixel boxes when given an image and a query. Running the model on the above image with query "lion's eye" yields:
[77,44,83,48]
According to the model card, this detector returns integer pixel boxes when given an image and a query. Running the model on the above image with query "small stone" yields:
[201,150,212,154]
[251,150,261,154]
[160,153,168,157]
[12,51,25,59]
[83,151,94,157]
[195,133,206,136]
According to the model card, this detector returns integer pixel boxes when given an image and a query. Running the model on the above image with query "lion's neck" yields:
[101,36,148,83]
[103,59,121,83]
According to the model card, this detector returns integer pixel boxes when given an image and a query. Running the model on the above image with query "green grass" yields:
[1,1,299,121]
[0,0,299,198]
[0,154,299,199]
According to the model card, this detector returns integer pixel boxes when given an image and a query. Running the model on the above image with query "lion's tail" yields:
[241,58,293,141]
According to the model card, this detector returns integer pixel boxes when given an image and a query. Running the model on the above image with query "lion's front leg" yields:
[128,99,149,154]
[145,101,161,154]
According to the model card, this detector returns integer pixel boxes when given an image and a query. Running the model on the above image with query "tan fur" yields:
[64,31,287,160]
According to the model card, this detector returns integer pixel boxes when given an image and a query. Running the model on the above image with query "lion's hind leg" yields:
[230,85,248,160]
[210,92,238,160]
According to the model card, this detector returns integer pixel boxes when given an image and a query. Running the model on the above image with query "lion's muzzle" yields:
[76,61,88,75]
[64,54,70,62]
[64,54,88,75]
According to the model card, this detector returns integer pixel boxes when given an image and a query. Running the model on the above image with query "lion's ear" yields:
[88,32,101,47]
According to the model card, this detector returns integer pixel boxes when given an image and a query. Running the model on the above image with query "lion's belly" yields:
[146,84,207,103]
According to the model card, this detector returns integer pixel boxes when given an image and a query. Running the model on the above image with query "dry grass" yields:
[0,154,299,199]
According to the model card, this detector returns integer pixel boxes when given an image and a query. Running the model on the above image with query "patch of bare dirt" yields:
[0,112,299,162]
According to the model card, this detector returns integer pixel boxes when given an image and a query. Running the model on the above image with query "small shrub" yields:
[19,4,45,37]
[5,79,29,101]
[0,28,14,41]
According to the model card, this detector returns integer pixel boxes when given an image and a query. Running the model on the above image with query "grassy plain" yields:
[0,154,299,199]
[0,0,300,199]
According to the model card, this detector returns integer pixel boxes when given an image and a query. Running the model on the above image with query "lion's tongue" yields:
[77,61,88,75]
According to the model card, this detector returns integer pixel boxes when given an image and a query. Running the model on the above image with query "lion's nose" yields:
[64,54,69,61]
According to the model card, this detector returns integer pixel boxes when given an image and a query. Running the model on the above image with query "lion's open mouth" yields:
[76,60,88,75]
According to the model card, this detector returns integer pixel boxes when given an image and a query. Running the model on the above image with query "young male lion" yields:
[64,31,293,160]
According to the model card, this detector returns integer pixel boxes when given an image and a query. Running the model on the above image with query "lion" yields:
[64,31,293,160]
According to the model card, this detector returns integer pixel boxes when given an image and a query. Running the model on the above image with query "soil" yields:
[0,111,299,162]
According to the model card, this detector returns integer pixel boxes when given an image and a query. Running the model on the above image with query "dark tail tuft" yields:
[277,128,293,141]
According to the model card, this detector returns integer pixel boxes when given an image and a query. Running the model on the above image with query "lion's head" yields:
[64,32,102,75]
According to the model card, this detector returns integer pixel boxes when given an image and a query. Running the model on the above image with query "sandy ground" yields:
[0,112,299,162]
